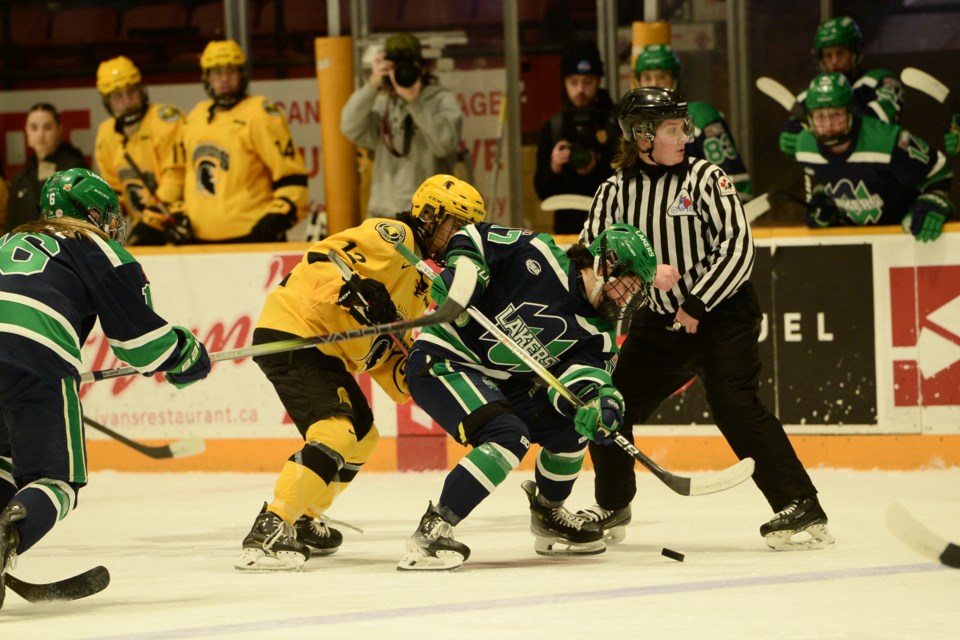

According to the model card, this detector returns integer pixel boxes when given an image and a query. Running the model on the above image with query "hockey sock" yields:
[534,448,586,504]
[439,415,530,522]
[0,457,15,508]
[12,479,77,554]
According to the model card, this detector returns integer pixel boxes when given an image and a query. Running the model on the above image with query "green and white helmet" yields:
[587,223,657,321]
[805,72,854,146]
[813,16,863,68]
[634,44,680,83]
[40,168,127,243]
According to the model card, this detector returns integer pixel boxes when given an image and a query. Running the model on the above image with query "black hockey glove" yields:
[337,277,398,326]
[126,220,167,246]
[804,187,841,228]
[248,213,294,242]
[164,212,195,244]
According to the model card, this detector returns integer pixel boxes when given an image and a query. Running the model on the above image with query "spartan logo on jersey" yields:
[481,303,575,372]
[828,178,884,224]
[716,175,737,196]
[375,221,406,245]
[668,189,696,216]
[192,144,230,195]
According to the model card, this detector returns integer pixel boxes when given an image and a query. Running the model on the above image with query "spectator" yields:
[6,104,86,233]
[237,175,485,571]
[534,39,617,234]
[579,87,833,551]
[787,73,954,241]
[781,16,904,156]
[94,56,187,246]
[340,32,462,219]
[634,43,752,199]
[0,169,211,602]
[180,40,308,243]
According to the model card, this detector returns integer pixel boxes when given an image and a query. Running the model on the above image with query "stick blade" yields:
[886,502,960,568]
[540,194,594,212]
[5,565,110,603]
[684,457,756,496]
[901,67,951,104]
[755,77,796,112]
[744,193,771,224]
[166,437,206,458]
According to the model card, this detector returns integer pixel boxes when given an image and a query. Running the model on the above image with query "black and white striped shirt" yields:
[581,157,755,315]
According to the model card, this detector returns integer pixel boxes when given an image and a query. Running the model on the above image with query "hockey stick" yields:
[901,67,958,111]
[327,249,407,354]
[394,243,755,497]
[84,416,205,459]
[886,502,960,569]
[540,194,594,212]
[743,192,770,224]
[123,151,193,244]
[756,77,813,201]
[5,565,110,603]
[78,299,465,384]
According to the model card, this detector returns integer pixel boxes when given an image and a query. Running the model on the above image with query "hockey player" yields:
[238,174,485,571]
[0,169,211,606]
[947,113,959,156]
[579,87,833,551]
[786,73,954,240]
[634,43,752,199]
[781,16,904,156]
[180,40,308,243]
[94,56,187,246]
[397,223,658,571]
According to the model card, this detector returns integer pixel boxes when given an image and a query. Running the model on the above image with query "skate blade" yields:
[603,525,627,545]
[764,524,836,551]
[534,536,606,556]
[396,549,465,572]
[235,547,307,572]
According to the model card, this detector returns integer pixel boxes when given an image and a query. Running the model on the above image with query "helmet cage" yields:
[587,224,657,321]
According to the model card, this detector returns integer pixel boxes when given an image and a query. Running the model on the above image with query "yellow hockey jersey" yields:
[257,219,431,404]
[181,95,308,241]
[94,103,185,229]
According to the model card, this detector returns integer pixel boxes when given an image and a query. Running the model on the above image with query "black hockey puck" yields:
[661,547,685,562]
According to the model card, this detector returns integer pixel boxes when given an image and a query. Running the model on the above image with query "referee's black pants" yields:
[591,282,818,513]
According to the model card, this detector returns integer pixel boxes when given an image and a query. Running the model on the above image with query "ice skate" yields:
[0,502,25,610]
[397,502,470,572]
[576,503,632,544]
[236,504,310,571]
[295,516,343,557]
[523,481,605,556]
[761,495,835,550]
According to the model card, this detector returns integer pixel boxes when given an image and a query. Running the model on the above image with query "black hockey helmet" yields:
[617,87,690,142]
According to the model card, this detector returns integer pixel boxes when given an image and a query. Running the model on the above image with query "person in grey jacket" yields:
[340,32,462,218]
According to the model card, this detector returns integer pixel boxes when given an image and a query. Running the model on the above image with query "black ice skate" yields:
[397,502,471,572]
[760,495,835,550]
[295,515,343,556]
[236,504,310,571]
[0,502,25,610]
[523,481,605,556]
[576,503,632,544]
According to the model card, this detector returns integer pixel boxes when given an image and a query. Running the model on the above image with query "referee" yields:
[578,87,833,550]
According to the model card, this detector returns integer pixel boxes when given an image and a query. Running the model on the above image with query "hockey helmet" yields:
[617,87,692,142]
[200,40,249,107]
[805,73,854,146]
[96,56,142,95]
[813,16,863,67]
[586,224,656,321]
[410,175,486,258]
[634,44,680,86]
[40,169,127,244]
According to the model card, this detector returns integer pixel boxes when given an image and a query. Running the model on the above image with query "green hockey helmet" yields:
[40,168,127,243]
[813,16,863,67]
[617,87,692,142]
[586,223,657,321]
[634,44,680,77]
[805,73,854,146]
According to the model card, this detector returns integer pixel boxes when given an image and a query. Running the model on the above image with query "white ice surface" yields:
[1,468,957,639]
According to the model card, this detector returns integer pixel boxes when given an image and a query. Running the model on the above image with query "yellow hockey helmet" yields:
[200,39,247,71]
[96,56,142,95]
[410,175,486,258]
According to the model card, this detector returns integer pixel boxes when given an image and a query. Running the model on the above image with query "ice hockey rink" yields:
[0,467,956,639]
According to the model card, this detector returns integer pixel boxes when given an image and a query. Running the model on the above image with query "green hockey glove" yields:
[907,193,954,243]
[573,385,623,446]
[164,326,211,389]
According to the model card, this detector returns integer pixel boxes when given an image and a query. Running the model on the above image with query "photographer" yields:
[535,40,617,234]
[341,32,462,219]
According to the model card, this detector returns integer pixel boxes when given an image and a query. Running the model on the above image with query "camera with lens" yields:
[385,51,421,88]
[560,106,608,170]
